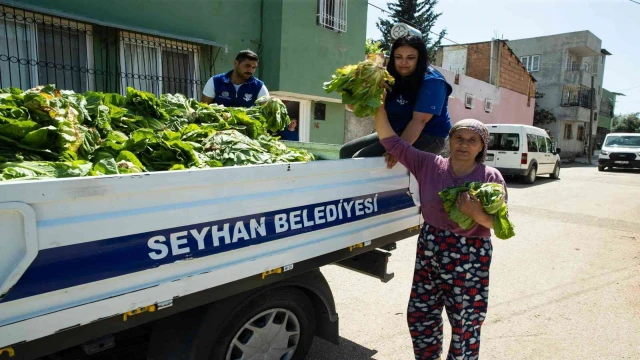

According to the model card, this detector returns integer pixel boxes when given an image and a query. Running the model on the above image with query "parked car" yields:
[485,124,561,184]
[598,133,640,172]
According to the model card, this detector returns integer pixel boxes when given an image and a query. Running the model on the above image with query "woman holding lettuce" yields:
[375,101,509,359]
[339,34,452,167]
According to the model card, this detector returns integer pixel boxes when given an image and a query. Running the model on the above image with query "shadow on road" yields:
[504,176,557,189]
[603,168,640,174]
[307,336,379,360]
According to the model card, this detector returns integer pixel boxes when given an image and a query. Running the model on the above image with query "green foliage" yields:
[438,182,515,240]
[0,85,313,181]
[375,0,446,62]
[324,60,395,118]
[612,112,640,133]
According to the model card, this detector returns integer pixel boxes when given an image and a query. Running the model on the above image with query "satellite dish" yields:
[390,23,422,40]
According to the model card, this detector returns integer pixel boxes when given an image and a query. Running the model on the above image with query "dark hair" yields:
[236,50,259,63]
[386,35,428,101]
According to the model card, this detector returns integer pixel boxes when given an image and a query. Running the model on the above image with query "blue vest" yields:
[212,71,264,107]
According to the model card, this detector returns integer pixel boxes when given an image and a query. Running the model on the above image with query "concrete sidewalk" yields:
[562,150,599,166]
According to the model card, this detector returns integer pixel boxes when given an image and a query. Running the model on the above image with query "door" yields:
[533,135,548,174]
[526,133,541,171]
[272,95,311,142]
[545,137,558,172]
[485,133,497,167]
[491,132,522,169]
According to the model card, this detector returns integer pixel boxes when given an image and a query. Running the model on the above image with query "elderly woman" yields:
[375,97,508,360]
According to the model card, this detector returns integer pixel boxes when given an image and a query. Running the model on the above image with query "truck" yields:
[0,143,421,360]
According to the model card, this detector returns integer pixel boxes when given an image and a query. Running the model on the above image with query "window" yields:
[536,135,547,153]
[564,124,573,140]
[1,5,215,96]
[488,133,520,152]
[520,56,529,71]
[598,86,601,95]
[530,55,540,72]
[0,15,37,89]
[584,63,590,73]
[545,137,554,153]
[577,126,585,141]
[520,55,540,72]
[0,7,93,92]
[317,0,347,33]
[484,99,493,113]
[314,102,326,120]
[527,134,538,152]
[465,93,474,109]
[120,31,200,98]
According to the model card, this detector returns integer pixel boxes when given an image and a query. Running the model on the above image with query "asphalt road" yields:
[306,165,640,360]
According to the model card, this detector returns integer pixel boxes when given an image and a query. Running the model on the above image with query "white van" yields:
[485,124,561,184]
[598,133,640,171]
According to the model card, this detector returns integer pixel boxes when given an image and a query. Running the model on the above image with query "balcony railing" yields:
[561,88,594,109]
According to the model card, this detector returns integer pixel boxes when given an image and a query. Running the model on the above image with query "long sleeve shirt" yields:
[380,135,507,238]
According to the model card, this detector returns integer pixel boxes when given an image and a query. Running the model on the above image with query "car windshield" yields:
[604,136,640,148]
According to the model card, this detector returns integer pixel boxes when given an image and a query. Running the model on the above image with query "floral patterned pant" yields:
[408,224,493,360]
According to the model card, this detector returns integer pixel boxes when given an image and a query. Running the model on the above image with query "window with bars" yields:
[0,5,215,98]
[120,31,200,98]
[564,123,573,140]
[317,0,347,33]
[577,125,585,142]
[0,7,93,93]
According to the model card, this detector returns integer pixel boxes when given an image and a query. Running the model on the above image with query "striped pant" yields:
[407,224,493,360]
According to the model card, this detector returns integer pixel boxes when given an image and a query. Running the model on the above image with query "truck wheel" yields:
[524,165,537,184]
[550,163,560,179]
[208,288,316,360]
[598,165,606,172]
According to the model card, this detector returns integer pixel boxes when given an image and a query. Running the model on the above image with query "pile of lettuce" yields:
[0,85,312,181]
[323,60,395,118]
[438,182,515,240]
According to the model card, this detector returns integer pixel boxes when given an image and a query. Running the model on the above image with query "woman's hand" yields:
[456,192,494,229]
[457,192,484,220]
[384,152,398,169]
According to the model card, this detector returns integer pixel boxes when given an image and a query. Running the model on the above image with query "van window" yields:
[489,133,520,151]
[536,135,547,153]
[527,134,538,152]
[545,137,554,153]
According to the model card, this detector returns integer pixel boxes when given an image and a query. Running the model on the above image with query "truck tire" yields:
[208,287,316,360]
[524,165,537,184]
[598,165,606,172]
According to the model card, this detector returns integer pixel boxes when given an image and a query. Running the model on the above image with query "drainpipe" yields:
[489,39,494,85]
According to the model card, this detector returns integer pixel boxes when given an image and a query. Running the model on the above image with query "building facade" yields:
[0,0,366,144]
[435,39,536,126]
[507,31,611,157]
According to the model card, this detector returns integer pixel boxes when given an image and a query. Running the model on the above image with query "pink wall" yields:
[436,66,534,126]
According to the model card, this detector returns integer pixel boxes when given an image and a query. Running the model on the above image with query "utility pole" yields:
[587,75,595,164]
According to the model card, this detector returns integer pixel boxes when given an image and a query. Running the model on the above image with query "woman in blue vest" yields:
[340,35,452,168]
[201,50,269,107]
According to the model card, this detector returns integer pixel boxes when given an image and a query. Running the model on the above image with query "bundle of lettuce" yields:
[323,59,394,118]
[0,85,313,181]
[438,182,515,240]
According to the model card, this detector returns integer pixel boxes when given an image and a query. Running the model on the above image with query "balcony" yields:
[565,64,596,87]
[561,88,594,109]
[556,106,593,123]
